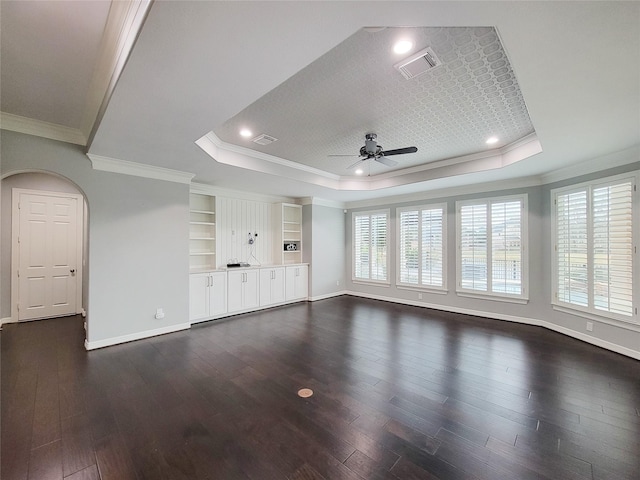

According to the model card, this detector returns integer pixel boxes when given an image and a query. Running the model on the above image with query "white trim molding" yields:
[1,317,17,326]
[0,112,86,146]
[345,291,640,361]
[308,291,348,302]
[83,0,153,145]
[84,322,191,350]
[88,154,195,184]
[196,130,542,192]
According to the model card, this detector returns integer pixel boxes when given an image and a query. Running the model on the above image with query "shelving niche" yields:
[189,193,216,270]
[274,203,302,264]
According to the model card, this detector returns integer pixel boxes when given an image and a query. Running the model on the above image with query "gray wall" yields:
[303,203,346,299]
[345,158,640,357]
[1,130,190,346]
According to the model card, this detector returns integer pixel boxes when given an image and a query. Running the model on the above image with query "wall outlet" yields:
[155,308,165,320]
[418,293,423,300]
[586,321,593,332]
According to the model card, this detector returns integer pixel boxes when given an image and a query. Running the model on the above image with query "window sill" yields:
[397,285,447,295]
[352,280,390,288]
[552,304,640,332]
[456,290,529,305]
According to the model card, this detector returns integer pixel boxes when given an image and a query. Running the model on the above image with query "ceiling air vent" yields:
[252,134,278,146]
[394,46,441,80]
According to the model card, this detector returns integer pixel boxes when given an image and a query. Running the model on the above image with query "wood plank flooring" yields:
[2,296,640,479]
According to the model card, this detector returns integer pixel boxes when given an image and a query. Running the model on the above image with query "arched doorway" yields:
[1,171,89,340]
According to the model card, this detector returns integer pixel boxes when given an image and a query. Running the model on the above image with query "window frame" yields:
[551,172,639,328]
[352,209,390,285]
[456,194,529,302]
[396,203,447,293]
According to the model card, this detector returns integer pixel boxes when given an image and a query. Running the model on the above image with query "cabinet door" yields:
[189,273,210,322]
[271,267,286,304]
[285,266,308,301]
[259,269,274,306]
[295,265,308,299]
[243,269,260,309]
[209,272,227,316]
[227,270,244,312]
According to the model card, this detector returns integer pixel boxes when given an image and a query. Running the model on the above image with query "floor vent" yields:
[394,46,441,80]
[252,134,278,145]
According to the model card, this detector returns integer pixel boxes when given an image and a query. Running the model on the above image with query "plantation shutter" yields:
[556,190,588,306]
[354,214,370,280]
[399,210,419,284]
[491,201,522,295]
[460,204,488,291]
[592,181,633,316]
[370,213,388,281]
[422,208,444,287]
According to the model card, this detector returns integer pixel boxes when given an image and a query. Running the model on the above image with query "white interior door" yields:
[13,189,83,321]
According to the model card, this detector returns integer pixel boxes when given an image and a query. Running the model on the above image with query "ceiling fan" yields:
[330,133,418,169]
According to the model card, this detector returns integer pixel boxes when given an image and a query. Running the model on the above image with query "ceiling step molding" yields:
[87,154,194,184]
[83,0,153,146]
[191,182,296,204]
[0,112,86,146]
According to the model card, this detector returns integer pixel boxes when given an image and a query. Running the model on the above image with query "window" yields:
[397,204,446,289]
[553,174,637,324]
[457,195,527,300]
[353,210,389,283]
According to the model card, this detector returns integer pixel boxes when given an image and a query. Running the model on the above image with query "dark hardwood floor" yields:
[2,296,640,480]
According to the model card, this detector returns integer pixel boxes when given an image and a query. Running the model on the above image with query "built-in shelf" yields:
[274,203,302,264]
[190,193,216,270]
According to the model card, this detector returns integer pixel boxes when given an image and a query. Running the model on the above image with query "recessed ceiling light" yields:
[486,136,499,145]
[355,168,364,175]
[393,40,413,55]
[239,128,252,138]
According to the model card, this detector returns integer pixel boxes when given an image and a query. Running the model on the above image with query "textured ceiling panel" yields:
[214,26,535,176]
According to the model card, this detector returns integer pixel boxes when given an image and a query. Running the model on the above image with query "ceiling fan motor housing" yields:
[364,133,380,156]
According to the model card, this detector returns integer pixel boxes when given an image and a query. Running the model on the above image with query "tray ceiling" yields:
[213,26,535,177]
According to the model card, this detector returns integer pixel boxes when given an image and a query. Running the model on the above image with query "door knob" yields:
[70,269,75,275]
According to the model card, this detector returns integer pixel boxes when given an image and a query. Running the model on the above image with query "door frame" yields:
[11,188,84,322]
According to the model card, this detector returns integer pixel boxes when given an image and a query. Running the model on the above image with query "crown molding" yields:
[87,154,194,184]
[0,112,86,146]
[344,175,543,210]
[196,130,542,192]
[84,0,153,146]
[540,144,640,185]
[190,182,295,204]
[300,197,346,209]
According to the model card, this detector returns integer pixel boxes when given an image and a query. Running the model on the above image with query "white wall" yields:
[217,196,274,267]
[345,157,640,359]
[1,130,190,348]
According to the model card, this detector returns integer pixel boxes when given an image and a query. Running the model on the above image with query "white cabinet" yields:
[286,265,308,301]
[190,193,216,271]
[274,203,303,264]
[228,269,260,313]
[189,271,227,323]
[260,267,285,306]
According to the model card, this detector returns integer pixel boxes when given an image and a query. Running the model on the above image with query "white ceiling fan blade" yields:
[375,156,398,167]
[347,158,365,169]
[328,154,360,157]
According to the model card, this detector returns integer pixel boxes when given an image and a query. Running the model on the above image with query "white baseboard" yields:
[84,322,191,350]
[1,316,17,326]
[345,291,640,361]
[309,290,348,302]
